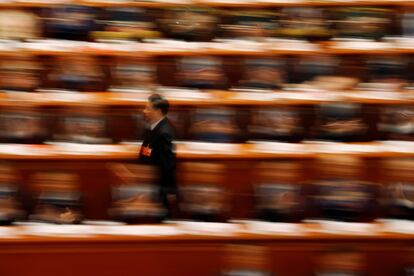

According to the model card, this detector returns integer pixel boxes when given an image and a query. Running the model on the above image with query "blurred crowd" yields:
[0,5,413,92]
[0,6,400,42]
[0,157,413,225]
[0,102,412,144]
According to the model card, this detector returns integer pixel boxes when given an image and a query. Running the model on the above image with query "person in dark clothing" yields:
[139,94,177,214]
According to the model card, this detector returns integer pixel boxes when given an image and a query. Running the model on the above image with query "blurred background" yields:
[0,1,414,275]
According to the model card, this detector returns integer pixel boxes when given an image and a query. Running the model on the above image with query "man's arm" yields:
[154,131,177,195]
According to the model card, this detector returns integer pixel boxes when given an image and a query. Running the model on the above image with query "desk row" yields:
[2,6,414,42]
[4,54,414,93]
[0,104,413,143]
[0,157,413,224]
[1,231,414,276]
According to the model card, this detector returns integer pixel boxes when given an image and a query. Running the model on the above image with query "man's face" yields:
[143,102,160,124]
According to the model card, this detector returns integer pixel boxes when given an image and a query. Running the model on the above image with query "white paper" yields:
[230,92,278,101]
[52,143,129,154]
[96,225,182,236]
[311,142,383,154]
[249,141,307,154]
[176,221,241,236]
[21,224,98,237]
[43,92,98,102]
[0,144,50,156]
[267,40,320,51]
[243,221,304,235]
[86,42,139,52]
[377,219,414,234]
[331,41,394,50]
[378,141,414,153]
[348,91,405,100]
[142,42,202,52]
[0,226,20,238]
[157,87,212,100]
[211,40,263,51]
[277,92,342,101]
[310,220,378,235]
[183,142,240,153]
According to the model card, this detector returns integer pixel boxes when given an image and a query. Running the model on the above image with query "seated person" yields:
[248,107,303,142]
[277,7,331,41]
[312,156,377,222]
[109,58,157,92]
[289,55,341,86]
[44,5,96,41]
[178,56,227,90]
[180,163,229,222]
[92,8,160,42]
[314,180,376,222]
[363,56,407,90]
[222,9,277,41]
[315,103,368,142]
[0,107,47,144]
[30,172,83,224]
[159,8,218,42]
[53,107,112,144]
[190,108,240,143]
[254,162,304,222]
[0,164,24,225]
[382,159,414,220]
[332,7,392,41]
[48,55,104,92]
[384,183,414,221]
[377,106,414,141]
[109,164,166,223]
[0,9,40,41]
[402,7,414,37]
[181,184,227,222]
[238,58,284,90]
[255,183,303,222]
[0,56,42,92]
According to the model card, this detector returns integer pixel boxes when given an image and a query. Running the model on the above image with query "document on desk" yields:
[241,221,305,235]
[157,87,212,101]
[51,143,129,155]
[41,92,99,103]
[21,224,98,237]
[230,92,278,101]
[96,225,183,236]
[183,142,241,155]
[330,41,394,50]
[307,220,378,235]
[380,141,414,153]
[0,144,51,156]
[310,142,383,154]
[249,141,307,154]
[0,226,21,238]
[377,219,414,234]
[176,221,241,236]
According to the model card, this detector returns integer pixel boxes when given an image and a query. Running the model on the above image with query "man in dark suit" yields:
[139,94,177,214]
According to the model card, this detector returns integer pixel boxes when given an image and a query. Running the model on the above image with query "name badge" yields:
[141,145,152,157]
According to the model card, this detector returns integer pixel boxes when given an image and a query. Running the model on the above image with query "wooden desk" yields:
[0,91,413,107]
[0,142,409,219]
[0,224,413,276]
[0,0,411,9]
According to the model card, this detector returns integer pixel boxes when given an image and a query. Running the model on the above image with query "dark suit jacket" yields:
[139,117,177,195]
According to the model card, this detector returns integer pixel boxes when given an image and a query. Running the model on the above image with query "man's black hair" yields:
[148,94,169,115]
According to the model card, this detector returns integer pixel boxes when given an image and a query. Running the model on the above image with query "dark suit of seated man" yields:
[139,94,177,216]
